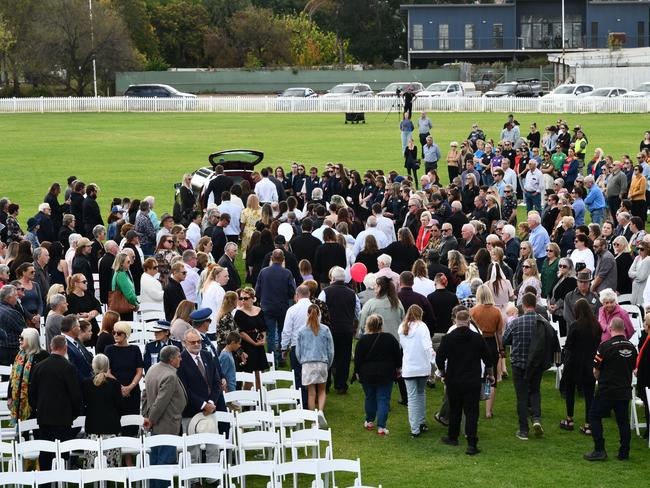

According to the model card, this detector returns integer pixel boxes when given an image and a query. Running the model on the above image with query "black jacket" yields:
[70,193,85,234]
[177,349,224,418]
[427,289,459,334]
[381,242,419,274]
[398,287,436,335]
[82,197,104,238]
[82,376,122,435]
[29,353,82,427]
[164,278,186,321]
[262,248,301,285]
[206,225,227,262]
[59,226,73,250]
[98,252,115,304]
[44,192,63,231]
[72,254,95,295]
[290,233,322,264]
[36,211,56,243]
[217,254,241,292]
[527,315,561,373]
[203,174,234,207]
[313,243,347,284]
[436,326,493,386]
[354,332,402,384]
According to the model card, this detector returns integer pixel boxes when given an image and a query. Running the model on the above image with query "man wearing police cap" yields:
[190,307,219,357]
[143,320,182,372]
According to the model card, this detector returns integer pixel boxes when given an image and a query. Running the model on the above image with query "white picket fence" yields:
[1,95,649,114]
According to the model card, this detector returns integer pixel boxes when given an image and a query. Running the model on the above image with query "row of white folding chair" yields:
[630,376,648,438]
[234,370,296,392]
[238,458,365,488]
[225,385,302,414]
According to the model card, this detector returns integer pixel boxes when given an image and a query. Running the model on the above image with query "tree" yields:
[111,0,159,58]
[149,0,210,67]
[283,12,351,66]
[200,0,251,26]
[0,0,39,95]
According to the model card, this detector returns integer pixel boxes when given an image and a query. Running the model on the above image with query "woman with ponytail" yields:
[296,304,334,419]
[81,354,122,467]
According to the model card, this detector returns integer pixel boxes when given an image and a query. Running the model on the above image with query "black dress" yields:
[82,376,122,435]
[104,344,144,436]
[234,309,269,373]
[355,250,381,274]
[381,242,420,274]
[95,331,115,355]
[66,291,102,346]
[615,253,634,295]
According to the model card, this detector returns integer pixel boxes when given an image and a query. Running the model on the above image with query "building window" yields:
[591,22,598,49]
[493,23,503,49]
[638,21,645,47]
[439,24,449,50]
[465,24,475,49]
[412,24,423,50]
[519,15,582,49]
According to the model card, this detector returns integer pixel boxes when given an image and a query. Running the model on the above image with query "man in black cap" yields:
[563,270,601,334]
[143,320,182,372]
[262,235,301,284]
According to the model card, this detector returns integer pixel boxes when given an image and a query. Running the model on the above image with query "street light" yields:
[88,0,98,97]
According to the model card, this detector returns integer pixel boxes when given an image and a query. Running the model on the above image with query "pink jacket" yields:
[598,304,636,343]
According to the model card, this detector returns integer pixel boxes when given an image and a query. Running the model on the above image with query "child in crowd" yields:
[219,331,242,394]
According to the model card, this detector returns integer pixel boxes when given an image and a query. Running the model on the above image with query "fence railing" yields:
[1,96,649,114]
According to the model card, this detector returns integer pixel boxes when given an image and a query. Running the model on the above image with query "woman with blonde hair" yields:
[66,272,102,345]
[8,328,48,425]
[514,241,533,288]
[456,262,480,300]
[296,304,334,416]
[111,252,138,320]
[411,259,435,297]
[516,258,542,305]
[447,250,468,293]
[177,173,196,226]
[200,265,229,338]
[399,305,434,438]
[216,291,239,351]
[240,194,262,258]
[470,285,504,418]
[170,299,194,341]
[234,287,269,387]
[196,237,215,264]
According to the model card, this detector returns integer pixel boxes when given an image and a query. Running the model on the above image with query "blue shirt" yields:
[529,224,550,259]
[218,350,237,393]
[423,143,441,163]
[572,198,586,226]
[583,185,606,211]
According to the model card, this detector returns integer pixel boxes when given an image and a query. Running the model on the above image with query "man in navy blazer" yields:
[60,314,92,381]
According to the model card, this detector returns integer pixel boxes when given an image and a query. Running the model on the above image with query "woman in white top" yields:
[411,259,435,297]
[200,265,229,336]
[516,258,542,306]
[398,305,435,438]
[629,241,650,305]
[570,234,595,272]
[488,262,514,318]
[139,257,164,305]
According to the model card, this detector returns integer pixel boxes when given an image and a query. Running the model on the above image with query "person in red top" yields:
[415,211,434,253]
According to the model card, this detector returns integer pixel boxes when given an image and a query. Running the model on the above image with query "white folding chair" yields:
[266,353,276,372]
[631,377,648,437]
[224,390,261,411]
[127,465,178,488]
[143,434,185,467]
[236,372,257,388]
[238,430,280,463]
[0,441,16,472]
[318,458,362,488]
[0,470,35,487]
[275,460,322,488]
[263,387,302,412]
[17,418,39,441]
[100,436,143,468]
[0,382,9,400]
[120,414,144,433]
[261,370,296,390]
[71,416,86,435]
[81,467,128,486]
[227,460,276,488]
[179,463,225,488]
[34,469,82,486]
[183,432,227,469]
[646,387,650,448]
[0,365,12,378]
[617,293,633,304]
[15,439,58,469]
[289,429,333,462]
[278,409,320,462]
[236,410,276,433]
[57,437,100,469]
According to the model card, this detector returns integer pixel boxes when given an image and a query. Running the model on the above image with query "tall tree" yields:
[0,0,39,96]
[111,0,159,58]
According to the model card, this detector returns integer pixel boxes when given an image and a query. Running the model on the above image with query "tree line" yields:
[0,0,414,97]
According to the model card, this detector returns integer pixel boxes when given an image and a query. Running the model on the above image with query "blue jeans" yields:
[264,312,285,359]
[149,444,177,488]
[590,208,605,224]
[525,192,542,213]
[401,131,412,153]
[290,347,308,407]
[362,382,393,429]
[404,377,428,434]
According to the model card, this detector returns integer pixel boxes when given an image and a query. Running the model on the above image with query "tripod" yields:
[383,89,402,123]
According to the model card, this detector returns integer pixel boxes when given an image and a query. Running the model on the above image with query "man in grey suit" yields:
[142,345,187,488]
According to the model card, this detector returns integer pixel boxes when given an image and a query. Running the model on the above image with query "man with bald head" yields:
[281,285,312,405]
[457,224,482,261]
[98,240,118,305]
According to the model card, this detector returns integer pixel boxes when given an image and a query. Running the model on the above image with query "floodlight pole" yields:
[89,0,98,97]
[561,0,566,82]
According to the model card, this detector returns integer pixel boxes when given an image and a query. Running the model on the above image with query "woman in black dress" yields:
[381,228,420,274]
[234,287,268,388]
[548,257,577,337]
[560,299,601,435]
[355,235,381,274]
[247,230,275,286]
[104,322,144,450]
[66,273,102,346]
[46,241,68,288]
[404,137,419,188]
[613,236,634,295]
[95,310,120,355]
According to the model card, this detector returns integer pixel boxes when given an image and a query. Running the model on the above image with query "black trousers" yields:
[327,332,353,392]
[448,165,460,184]
[419,133,429,158]
[631,200,647,221]
[512,366,543,433]
[589,394,631,456]
[406,167,418,188]
[37,425,76,470]
[564,378,595,421]
[446,382,481,446]
[607,196,621,221]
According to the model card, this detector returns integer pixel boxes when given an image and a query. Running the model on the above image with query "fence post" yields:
[40,97,44,113]
[264,96,269,113]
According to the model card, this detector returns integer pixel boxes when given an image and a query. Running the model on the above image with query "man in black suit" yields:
[217,242,241,292]
[82,184,104,238]
[202,164,233,208]
[70,181,85,235]
[164,263,187,321]
[143,321,183,372]
[98,241,118,305]
[177,328,228,453]
[44,183,63,233]
[28,335,82,470]
[457,224,483,262]
[206,214,229,263]
[289,219,321,264]
[61,314,93,382]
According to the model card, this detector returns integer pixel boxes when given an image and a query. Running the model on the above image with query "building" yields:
[402,0,650,67]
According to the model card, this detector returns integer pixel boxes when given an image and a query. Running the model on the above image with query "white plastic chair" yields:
[266,353,276,372]
[289,428,333,462]
[263,387,302,412]
[143,434,185,467]
[224,390,261,410]
[0,470,34,487]
[0,365,12,377]
[630,377,648,437]
[236,409,276,434]
[71,415,86,435]
[179,463,225,488]
[617,293,633,304]
[646,387,650,448]
[318,458,362,488]
[0,441,15,472]
[236,372,257,387]
[278,409,320,461]
[238,430,280,463]
[15,439,58,468]
[183,432,227,469]
[227,460,276,488]
[17,418,39,441]
[81,466,128,486]
[57,437,100,469]
[34,468,82,486]
[261,370,296,390]
[127,465,178,488]
[275,460,322,488]
[100,436,143,468]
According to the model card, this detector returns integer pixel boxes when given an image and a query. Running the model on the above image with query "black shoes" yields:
[419,423,429,433]
[583,450,608,461]
[441,436,459,446]
[465,446,481,455]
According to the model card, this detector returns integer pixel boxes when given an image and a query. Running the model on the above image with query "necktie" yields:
[196,355,211,395]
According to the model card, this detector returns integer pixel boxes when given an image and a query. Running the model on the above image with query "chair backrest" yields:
[15,439,58,464]
[34,469,82,486]
[238,430,279,450]
[100,436,143,468]
[263,387,302,411]
[120,414,144,428]
[179,464,225,485]
[0,470,34,486]
[290,428,332,461]
[318,458,362,486]
[71,416,86,430]
[235,372,257,385]
[228,460,275,485]
[58,438,100,455]
[0,365,12,377]
[236,409,276,431]
[81,467,128,485]
[127,466,178,485]
[0,382,8,400]
[617,293,633,304]
[143,434,185,450]
[224,390,261,409]
[17,418,39,439]
[266,353,276,371]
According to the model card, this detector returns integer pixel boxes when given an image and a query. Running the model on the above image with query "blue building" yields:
[401,0,650,66]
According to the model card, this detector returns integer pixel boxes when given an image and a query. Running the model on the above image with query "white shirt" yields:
[65,247,75,272]
[376,214,397,244]
[255,178,278,203]
[312,225,338,243]
[200,282,225,334]
[231,195,245,210]
[281,298,311,350]
[351,228,389,260]
[398,321,435,378]
[217,200,242,236]
[570,248,595,272]
[140,273,164,304]
[523,168,545,194]
[412,276,436,297]
[187,222,202,249]
[181,264,200,303]
[503,167,518,191]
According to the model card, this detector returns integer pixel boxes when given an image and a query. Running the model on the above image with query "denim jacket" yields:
[296,324,334,367]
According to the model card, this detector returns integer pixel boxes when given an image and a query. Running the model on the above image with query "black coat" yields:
[203,174,234,207]
[177,349,224,418]
[29,353,82,427]
[36,211,56,243]
[354,332,402,384]
[427,289,459,334]
[65,336,93,382]
[82,197,104,238]
[262,248,301,285]
[381,242,419,274]
[206,225,227,262]
[72,254,95,295]
[98,253,115,305]
[217,254,241,292]
[59,226,73,250]
[70,193,85,234]
[82,376,122,435]
[398,287,436,335]
[290,233,322,265]
[44,192,63,231]
[313,242,347,284]
[563,322,600,384]
[164,278,186,321]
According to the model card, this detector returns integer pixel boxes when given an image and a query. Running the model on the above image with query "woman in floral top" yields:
[6,204,24,243]
[216,291,239,352]
[240,194,262,259]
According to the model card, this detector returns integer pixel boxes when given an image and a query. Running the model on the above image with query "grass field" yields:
[3,112,650,486]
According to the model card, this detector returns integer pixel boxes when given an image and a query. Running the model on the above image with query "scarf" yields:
[9,350,34,425]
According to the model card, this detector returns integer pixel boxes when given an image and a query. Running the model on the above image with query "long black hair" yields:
[573,298,601,338]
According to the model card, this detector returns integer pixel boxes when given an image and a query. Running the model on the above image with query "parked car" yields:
[123,84,197,98]
[322,83,374,98]
[483,80,543,98]
[623,82,650,97]
[577,87,627,98]
[377,82,424,97]
[278,87,318,98]
[542,84,594,98]
[417,81,465,98]
[474,71,500,93]
[174,149,264,205]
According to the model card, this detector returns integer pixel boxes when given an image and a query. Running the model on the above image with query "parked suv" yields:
[123,84,197,98]
[322,83,374,98]
[483,79,543,98]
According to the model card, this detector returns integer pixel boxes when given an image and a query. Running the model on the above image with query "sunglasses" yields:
[19,336,25,341]
[16,287,25,292]
[113,331,125,336]
[178,271,187,275]
[79,280,88,284]
[239,296,252,301]
[442,228,452,232]
[558,264,568,269]
[523,265,531,269]
[186,339,202,345]
[546,249,554,252]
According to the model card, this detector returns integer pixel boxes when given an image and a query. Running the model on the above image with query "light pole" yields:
[561,0,566,81]
[88,0,98,97]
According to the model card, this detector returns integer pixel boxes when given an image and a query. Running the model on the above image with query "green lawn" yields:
[3,112,650,486]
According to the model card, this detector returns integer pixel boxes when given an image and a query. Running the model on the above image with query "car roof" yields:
[334,83,364,87]
[127,84,176,89]
[284,87,312,90]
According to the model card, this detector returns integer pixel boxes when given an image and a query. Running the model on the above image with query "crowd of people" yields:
[1,117,650,468]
